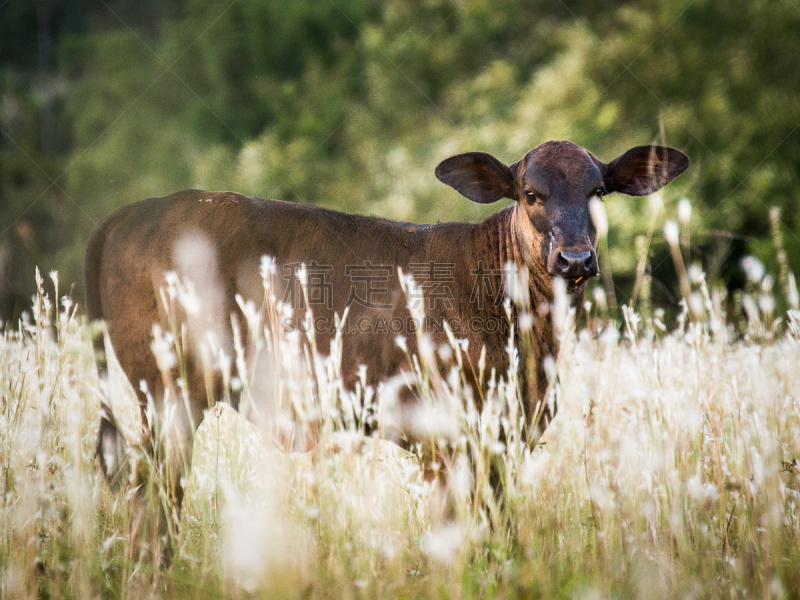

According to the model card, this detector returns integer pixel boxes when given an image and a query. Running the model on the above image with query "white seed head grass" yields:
[742,255,766,283]
[589,196,608,238]
[678,197,692,224]
[663,220,680,247]
[3,268,800,597]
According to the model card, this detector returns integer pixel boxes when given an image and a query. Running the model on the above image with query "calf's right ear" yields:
[435,152,516,204]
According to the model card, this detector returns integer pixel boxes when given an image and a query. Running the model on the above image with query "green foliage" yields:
[1,0,799,319]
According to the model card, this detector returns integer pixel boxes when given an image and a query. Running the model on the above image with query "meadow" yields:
[2,2,799,597]
[2,241,800,599]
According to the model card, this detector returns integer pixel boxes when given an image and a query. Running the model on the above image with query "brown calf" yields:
[86,140,688,509]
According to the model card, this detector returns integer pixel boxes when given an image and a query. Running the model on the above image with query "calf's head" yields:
[436,140,689,294]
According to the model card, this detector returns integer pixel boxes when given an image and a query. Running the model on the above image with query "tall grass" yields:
[2,245,800,598]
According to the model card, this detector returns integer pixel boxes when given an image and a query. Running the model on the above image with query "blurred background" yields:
[1,0,798,324]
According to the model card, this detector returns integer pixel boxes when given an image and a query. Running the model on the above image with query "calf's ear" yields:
[435,152,516,203]
[603,145,689,196]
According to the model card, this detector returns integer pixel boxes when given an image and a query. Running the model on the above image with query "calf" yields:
[86,140,687,511]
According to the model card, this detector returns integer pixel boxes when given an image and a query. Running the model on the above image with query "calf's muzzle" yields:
[548,248,599,281]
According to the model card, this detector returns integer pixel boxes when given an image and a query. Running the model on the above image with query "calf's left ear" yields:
[603,145,689,196]
[435,152,517,203]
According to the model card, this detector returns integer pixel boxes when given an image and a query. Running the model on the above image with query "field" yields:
[2,262,800,600]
